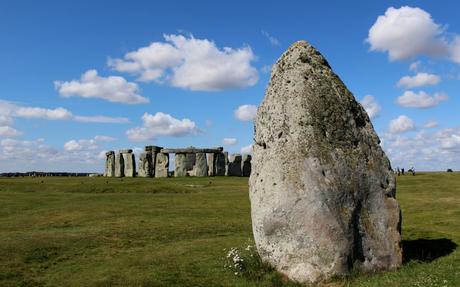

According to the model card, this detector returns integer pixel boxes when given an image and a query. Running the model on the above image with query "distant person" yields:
[397,167,400,176]
[401,168,405,175]
[411,166,415,176]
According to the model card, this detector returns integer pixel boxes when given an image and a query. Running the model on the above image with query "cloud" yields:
[0,137,111,172]
[64,135,115,152]
[396,73,441,89]
[73,115,129,124]
[424,120,438,129]
[382,127,460,170]
[234,104,257,121]
[126,112,199,141]
[450,36,460,64]
[409,61,421,71]
[240,144,253,155]
[396,90,448,108]
[360,95,381,119]
[261,65,272,74]
[0,126,23,137]
[0,100,129,124]
[109,34,258,91]
[261,30,280,46]
[16,107,73,120]
[55,69,149,104]
[389,115,416,133]
[367,6,448,61]
[222,138,237,145]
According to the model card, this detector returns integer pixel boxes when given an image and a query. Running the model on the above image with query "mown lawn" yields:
[0,173,459,286]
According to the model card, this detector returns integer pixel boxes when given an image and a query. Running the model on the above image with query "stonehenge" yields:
[104,146,251,178]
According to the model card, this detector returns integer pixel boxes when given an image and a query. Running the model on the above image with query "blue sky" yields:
[0,1,459,172]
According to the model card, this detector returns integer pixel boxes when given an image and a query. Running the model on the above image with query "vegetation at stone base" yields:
[0,173,459,287]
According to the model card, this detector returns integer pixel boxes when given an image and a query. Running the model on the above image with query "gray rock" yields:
[105,151,115,177]
[193,153,208,177]
[227,153,242,176]
[207,153,215,176]
[115,152,124,177]
[175,153,187,177]
[138,152,153,177]
[249,41,402,283]
[242,154,252,177]
[122,150,135,177]
[155,153,169,178]
[215,152,226,176]
[185,153,196,171]
[224,152,229,176]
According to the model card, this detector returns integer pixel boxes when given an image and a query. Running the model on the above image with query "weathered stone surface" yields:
[242,154,252,177]
[215,152,226,176]
[185,153,196,171]
[115,152,124,177]
[227,154,242,176]
[105,151,115,177]
[145,145,162,152]
[161,147,223,154]
[207,153,215,176]
[175,153,187,177]
[193,153,208,177]
[155,153,169,178]
[138,152,153,177]
[249,41,402,283]
[122,151,136,177]
[224,152,229,176]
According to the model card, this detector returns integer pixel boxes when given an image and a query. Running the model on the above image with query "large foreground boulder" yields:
[249,41,402,283]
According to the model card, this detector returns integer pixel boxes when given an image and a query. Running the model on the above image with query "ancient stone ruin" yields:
[249,41,402,283]
[104,146,251,178]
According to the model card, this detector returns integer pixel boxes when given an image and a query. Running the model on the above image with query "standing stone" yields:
[242,154,252,177]
[175,153,187,177]
[185,152,196,172]
[193,153,208,177]
[155,153,169,178]
[215,152,226,176]
[115,152,124,177]
[249,41,402,283]
[224,151,229,176]
[121,149,135,177]
[105,151,115,177]
[145,146,162,177]
[207,153,216,176]
[227,154,242,176]
[138,152,153,177]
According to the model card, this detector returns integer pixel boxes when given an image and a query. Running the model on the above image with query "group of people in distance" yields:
[395,167,415,176]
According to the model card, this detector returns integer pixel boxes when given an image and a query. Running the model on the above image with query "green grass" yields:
[0,173,459,286]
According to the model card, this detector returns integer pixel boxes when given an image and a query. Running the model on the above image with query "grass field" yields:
[0,173,459,286]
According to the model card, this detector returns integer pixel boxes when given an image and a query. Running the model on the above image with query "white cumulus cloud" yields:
[397,73,441,89]
[396,91,448,108]
[234,104,257,121]
[64,135,115,152]
[126,112,199,141]
[0,100,129,124]
[389,115,416,133]
[382,127,460,170]
[55,69,149,104]
[222,138,237,145]
[0,126,23,137]
[360,95,381,119]
[367,6,448,61]
[109,34,258,91]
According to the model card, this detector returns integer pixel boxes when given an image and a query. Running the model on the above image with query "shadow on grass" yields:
[402,238,457,263]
